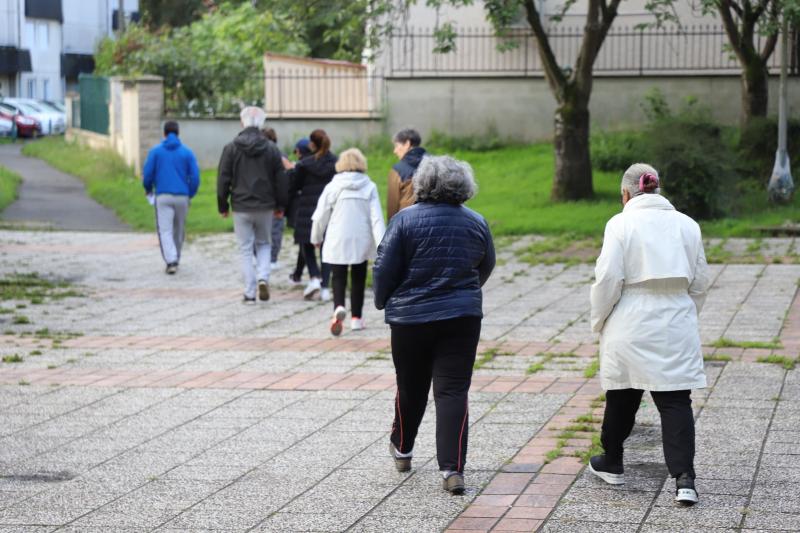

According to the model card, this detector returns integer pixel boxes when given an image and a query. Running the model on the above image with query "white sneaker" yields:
[288,274,303,288]
[303,278,321,300]
[351,317,365,331]
[271,261,281,270]
[320,288,331,302]
[330,306,347,336]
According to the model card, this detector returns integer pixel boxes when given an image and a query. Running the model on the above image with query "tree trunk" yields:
[551,100,594,201]
[741,59,769,127]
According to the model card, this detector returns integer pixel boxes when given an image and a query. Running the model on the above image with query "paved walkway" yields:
[0,144,129,231]
[0,230,798,532]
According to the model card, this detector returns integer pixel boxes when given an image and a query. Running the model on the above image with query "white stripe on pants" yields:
[155,194,189,265]
[233,210,273,299]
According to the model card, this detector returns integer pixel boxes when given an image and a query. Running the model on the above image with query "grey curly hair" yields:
[621,162,660,197]
[413,155,477,205]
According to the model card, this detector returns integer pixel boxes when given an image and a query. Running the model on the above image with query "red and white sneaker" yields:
[330,306,346,336]
[351,317,365,331]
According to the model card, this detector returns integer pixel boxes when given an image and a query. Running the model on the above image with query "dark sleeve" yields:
[270,148,289,209]
[373,216,406,310]
[217,144,234,214]
[477,221,496,287]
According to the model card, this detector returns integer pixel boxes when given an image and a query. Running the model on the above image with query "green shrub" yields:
[427,126,517,152]
[737,116,800,181]
[642,101,738,220]
[591,130,644,173]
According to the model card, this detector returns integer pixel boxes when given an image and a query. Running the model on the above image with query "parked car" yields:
[0,115,12,136]
[0,102,41,138]
[44,100,66,114]
[2,98,64,135]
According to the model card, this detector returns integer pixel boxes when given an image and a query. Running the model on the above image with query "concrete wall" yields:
[174,117,385,169]
[384,76,800,143]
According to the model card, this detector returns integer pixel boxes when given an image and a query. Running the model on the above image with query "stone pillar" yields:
[119,76,164,177]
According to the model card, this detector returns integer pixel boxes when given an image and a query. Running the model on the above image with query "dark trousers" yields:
[390,316,481,473]
[291,247,306,282]
[301,243,330,288]
[601,388,695,478]
[330,262,367,317]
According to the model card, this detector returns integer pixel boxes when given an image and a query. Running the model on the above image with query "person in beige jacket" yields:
[386,129,427,220]
[589,163,710,507]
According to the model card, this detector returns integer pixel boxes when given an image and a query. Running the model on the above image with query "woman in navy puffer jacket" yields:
[373,155,495,495]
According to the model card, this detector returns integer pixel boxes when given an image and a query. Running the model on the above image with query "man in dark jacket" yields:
[143,120,200,275]
[217,107,288,304]
[386,128,427,221]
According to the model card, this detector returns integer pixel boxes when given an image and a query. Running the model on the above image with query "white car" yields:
[3,98,65,135]
[0,115,12,136]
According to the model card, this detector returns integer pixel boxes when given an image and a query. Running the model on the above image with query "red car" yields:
[0,101,41,138]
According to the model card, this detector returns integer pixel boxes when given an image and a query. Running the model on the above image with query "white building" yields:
[0,0,139,101]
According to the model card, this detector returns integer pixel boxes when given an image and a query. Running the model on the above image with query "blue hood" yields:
[162,133,182,151]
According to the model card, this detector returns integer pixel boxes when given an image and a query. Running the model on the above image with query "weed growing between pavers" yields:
[544,393,606,464]
[0,273,85,304]
[11,315,29,324]
[584,359,600,378]
[756,354,797,370]
[515,234,602,266]
[474,347,513,370]
[703,353,733,362]
[711,338,783,350]
[2,354,23,363]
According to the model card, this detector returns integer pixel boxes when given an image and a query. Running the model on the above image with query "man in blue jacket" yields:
[143,121,200,274]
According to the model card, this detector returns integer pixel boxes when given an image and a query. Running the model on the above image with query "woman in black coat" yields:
[287,129,337,300]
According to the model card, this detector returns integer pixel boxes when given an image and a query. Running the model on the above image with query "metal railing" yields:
[386,25,799,77]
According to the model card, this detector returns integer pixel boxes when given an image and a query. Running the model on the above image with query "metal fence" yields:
[385,25,799,77]
[78,74,109,134]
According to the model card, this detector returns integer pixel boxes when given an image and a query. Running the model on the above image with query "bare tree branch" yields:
[521,0,567,99]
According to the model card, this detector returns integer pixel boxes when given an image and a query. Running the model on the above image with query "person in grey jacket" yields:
[217,107,288,304]
[373,155,495,495]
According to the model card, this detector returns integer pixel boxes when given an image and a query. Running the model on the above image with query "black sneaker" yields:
[242,295,256,305]
[258,280,270,301]
[675,473,699,506]
[443,472,465,495]
[165,263,178,275]
[389,442,411,472]
[588,455,625,485]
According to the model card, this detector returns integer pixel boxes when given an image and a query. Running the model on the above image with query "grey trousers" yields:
[233,210,273,298]
[271,215,285,263]
[155,194,189,265]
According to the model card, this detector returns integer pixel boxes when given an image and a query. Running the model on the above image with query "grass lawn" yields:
[21,137,799,238]
[0,165,22,212]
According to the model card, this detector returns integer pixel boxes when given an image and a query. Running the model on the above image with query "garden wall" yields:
[173,117,384,169]
[384,76,800,142]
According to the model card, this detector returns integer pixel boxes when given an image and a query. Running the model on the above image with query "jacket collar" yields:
[623,193,675,212]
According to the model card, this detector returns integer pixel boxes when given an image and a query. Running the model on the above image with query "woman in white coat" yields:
[589,163,710,506]
[311,148,386,336]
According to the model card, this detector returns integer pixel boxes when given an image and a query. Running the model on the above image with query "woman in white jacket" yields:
[589,163,710,506]
[311,148,386,336]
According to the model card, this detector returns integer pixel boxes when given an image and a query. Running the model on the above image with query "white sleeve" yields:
[369,184,386,247]
[590,220,625,333]
[688,237,710,314]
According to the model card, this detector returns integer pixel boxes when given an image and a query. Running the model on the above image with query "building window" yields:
[24,22,35,47]
[27,79,36,98]
[43,79,50,100]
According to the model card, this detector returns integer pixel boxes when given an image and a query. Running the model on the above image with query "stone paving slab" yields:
[0,230,798,531]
